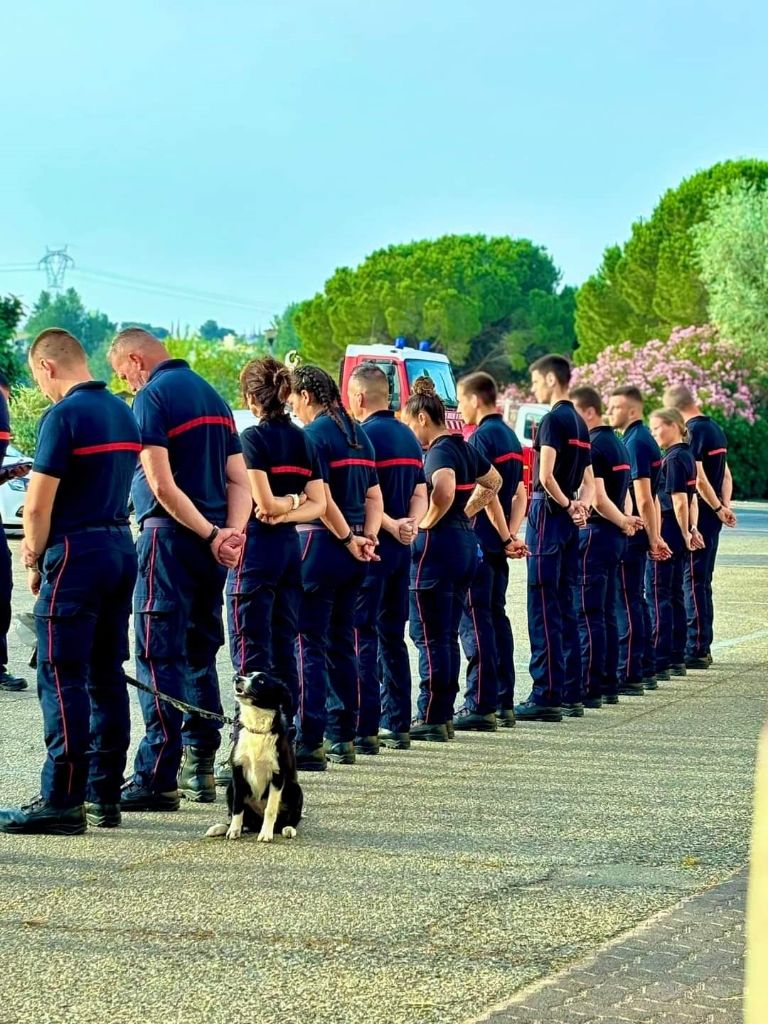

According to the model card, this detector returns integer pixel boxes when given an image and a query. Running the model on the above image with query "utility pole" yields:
[38,246,75,292]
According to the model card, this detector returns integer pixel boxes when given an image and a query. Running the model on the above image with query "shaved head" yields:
[109,327,168,362]
[109,328,170,393]
[29,328,88,369]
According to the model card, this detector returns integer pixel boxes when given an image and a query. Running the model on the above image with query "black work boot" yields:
[602,693,620,705]
[514,701,563,723]
[669,663,687,677]
[656,668,671,681]
[685,657,709,670]
[453,708,497,732]
[295,745,328,772]
[178,747,217,802]
[411,719,449,742]
[378,729,411,750]
[215,752,233,787]
[561,702,585,717]
[618,681,645,696]
[495,707,516,729]
[0,670,27,692]
[324,740,356,764]
[0,795,86,835]
[85,803,121,828]
[353,735,380,755]
[643,676,658,690]
[120,779,180,812]
[583,696,603,709]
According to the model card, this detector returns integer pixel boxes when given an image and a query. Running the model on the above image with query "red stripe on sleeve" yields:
[167,415,236,438]
[707,447,727,456]
[612,463,631,472]
[455,483,475,491]
[271,465,313,477]
[567,439,591,449]
[0,431,10,441]
[72,442,143,455]
[651,459,663,468]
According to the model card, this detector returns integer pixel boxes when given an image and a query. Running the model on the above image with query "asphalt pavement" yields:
[0,501,766,1024]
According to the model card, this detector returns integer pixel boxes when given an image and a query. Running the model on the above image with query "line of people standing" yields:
[0,335,735,835]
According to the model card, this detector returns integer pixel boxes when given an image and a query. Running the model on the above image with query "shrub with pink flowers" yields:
[571,325,759,422]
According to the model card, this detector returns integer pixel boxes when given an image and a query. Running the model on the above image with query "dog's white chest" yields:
[233,715,279,798]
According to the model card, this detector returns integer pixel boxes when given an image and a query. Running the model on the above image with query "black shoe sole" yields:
[353,747,379,756]
[297,763,328,772]
[516,712,563,723]
[561,707,585,718]
[685,662,709,670]
[602,696,620,705]
[495,716,516,729]
[0,821,86,835]
[583,700,603,709]
[0,683,28,692]
[618,689,645,697]
[86,812,121,828]
[411,732,448,743]
[379,737,411,750]
[452,720,498,732]
[643,679,658,690]
[120,801,180,813]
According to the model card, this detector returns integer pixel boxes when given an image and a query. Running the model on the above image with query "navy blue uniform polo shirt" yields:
[130,359,242,526]
[304,410,378,527]
[0,391,10,464]
[533,400,591,503]
[686,414,728,499]
[658,443,697,547]
[359,410,425,520]
[424,434,491,528]
[622,419,663,514]
[468,413,524,553]
[588,425,631,522]
[33,381,141,541]
[241,415,322,531]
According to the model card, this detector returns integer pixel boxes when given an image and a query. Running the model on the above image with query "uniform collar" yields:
[149,358,189,381]
[588,424,613,440]
[427,431,458,451]
[63,380,107,397]
[363,410,395,422]
[551,399,574,411]
[665,442,688,454]
[622,418,644,436]
[477,412,503,428]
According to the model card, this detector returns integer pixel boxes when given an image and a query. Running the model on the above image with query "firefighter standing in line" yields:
[516,355,595,723]
[0,329,140,835]
[663,385,737,669]
[454,372,528,731]
[347,364,427,753]
[0,371,30,692]
[288,365,382,771]
[606,386,671,692]
[647,408,704,679]
[109,329,251,811]
[402,376,501,742]
[571,387,642,712]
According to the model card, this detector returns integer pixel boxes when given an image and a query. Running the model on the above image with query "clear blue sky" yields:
[1,0,766,334]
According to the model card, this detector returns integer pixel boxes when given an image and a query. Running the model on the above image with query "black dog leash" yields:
[15,613,235,726]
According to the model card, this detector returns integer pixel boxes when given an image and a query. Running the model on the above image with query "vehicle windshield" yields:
[405,360,458,407]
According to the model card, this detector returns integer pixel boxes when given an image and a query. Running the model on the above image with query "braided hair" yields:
[404,374,446,426]
[291,364,361,449]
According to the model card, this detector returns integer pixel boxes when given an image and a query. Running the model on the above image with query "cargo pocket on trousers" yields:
[135,599,184,659]
[35,599,97,662]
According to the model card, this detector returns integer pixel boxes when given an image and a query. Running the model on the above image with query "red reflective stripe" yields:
[328,458,376,468]
[651,459,663,468]
[494,451,524,464]
[167,415,235,438]
[707,447,727,456]
[72,442,142,455]
[613,463,631,472]
[687,479,697,486]
[455,483,475,491]
[271,465,312,476]
[375,457,424,469]
[0,431,10,441]
[568,439,591,449]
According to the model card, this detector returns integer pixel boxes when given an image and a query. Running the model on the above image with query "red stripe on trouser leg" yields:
[48,538,73,794]
[580,531,593,689]
[620,562,632,678]
[535,504,554,696]
[414,533,435,719]
[143,530,170,789]
[296,533,314,731]
[467,587,483,708]
[689,552,702,653]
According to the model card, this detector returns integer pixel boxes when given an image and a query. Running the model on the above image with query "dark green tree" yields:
[0,295,25,383]
[24,288,116,358]
[294,234,575,380]
[199,319,235,341]
[575,159,768,363]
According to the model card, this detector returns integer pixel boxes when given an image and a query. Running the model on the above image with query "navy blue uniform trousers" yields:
[296,528,366,748]
[616,536,651,686]
[577,522,625,699]
[646,542,687,673]
[459,551,514,714]
[525,497,581,706]
[132,525,227,792]
[684,507,721,659]
[34,528,136,808]
[409,525,477,724]
[0,528,11,670]
[354,533,412,736]
[226,521,301,713]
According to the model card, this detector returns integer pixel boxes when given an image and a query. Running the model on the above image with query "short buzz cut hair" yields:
[611,385,644,406]
[570,385,603,416]
[29,328,87,367]
[664,383,696,410]
[458,371,497,407]
[349,362,390,399]
[108,326,167,360]
[529,353,572,386]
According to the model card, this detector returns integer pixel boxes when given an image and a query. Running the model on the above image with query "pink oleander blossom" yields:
[571,325,758,423]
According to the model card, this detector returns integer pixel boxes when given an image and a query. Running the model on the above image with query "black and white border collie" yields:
[206,672,303,842]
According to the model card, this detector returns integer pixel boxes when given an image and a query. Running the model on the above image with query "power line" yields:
[39,246,75,290]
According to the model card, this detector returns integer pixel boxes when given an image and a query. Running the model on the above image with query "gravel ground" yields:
[0,504,766,1024]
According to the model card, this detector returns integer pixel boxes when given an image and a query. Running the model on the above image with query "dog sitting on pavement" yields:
[206,671,303,842]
